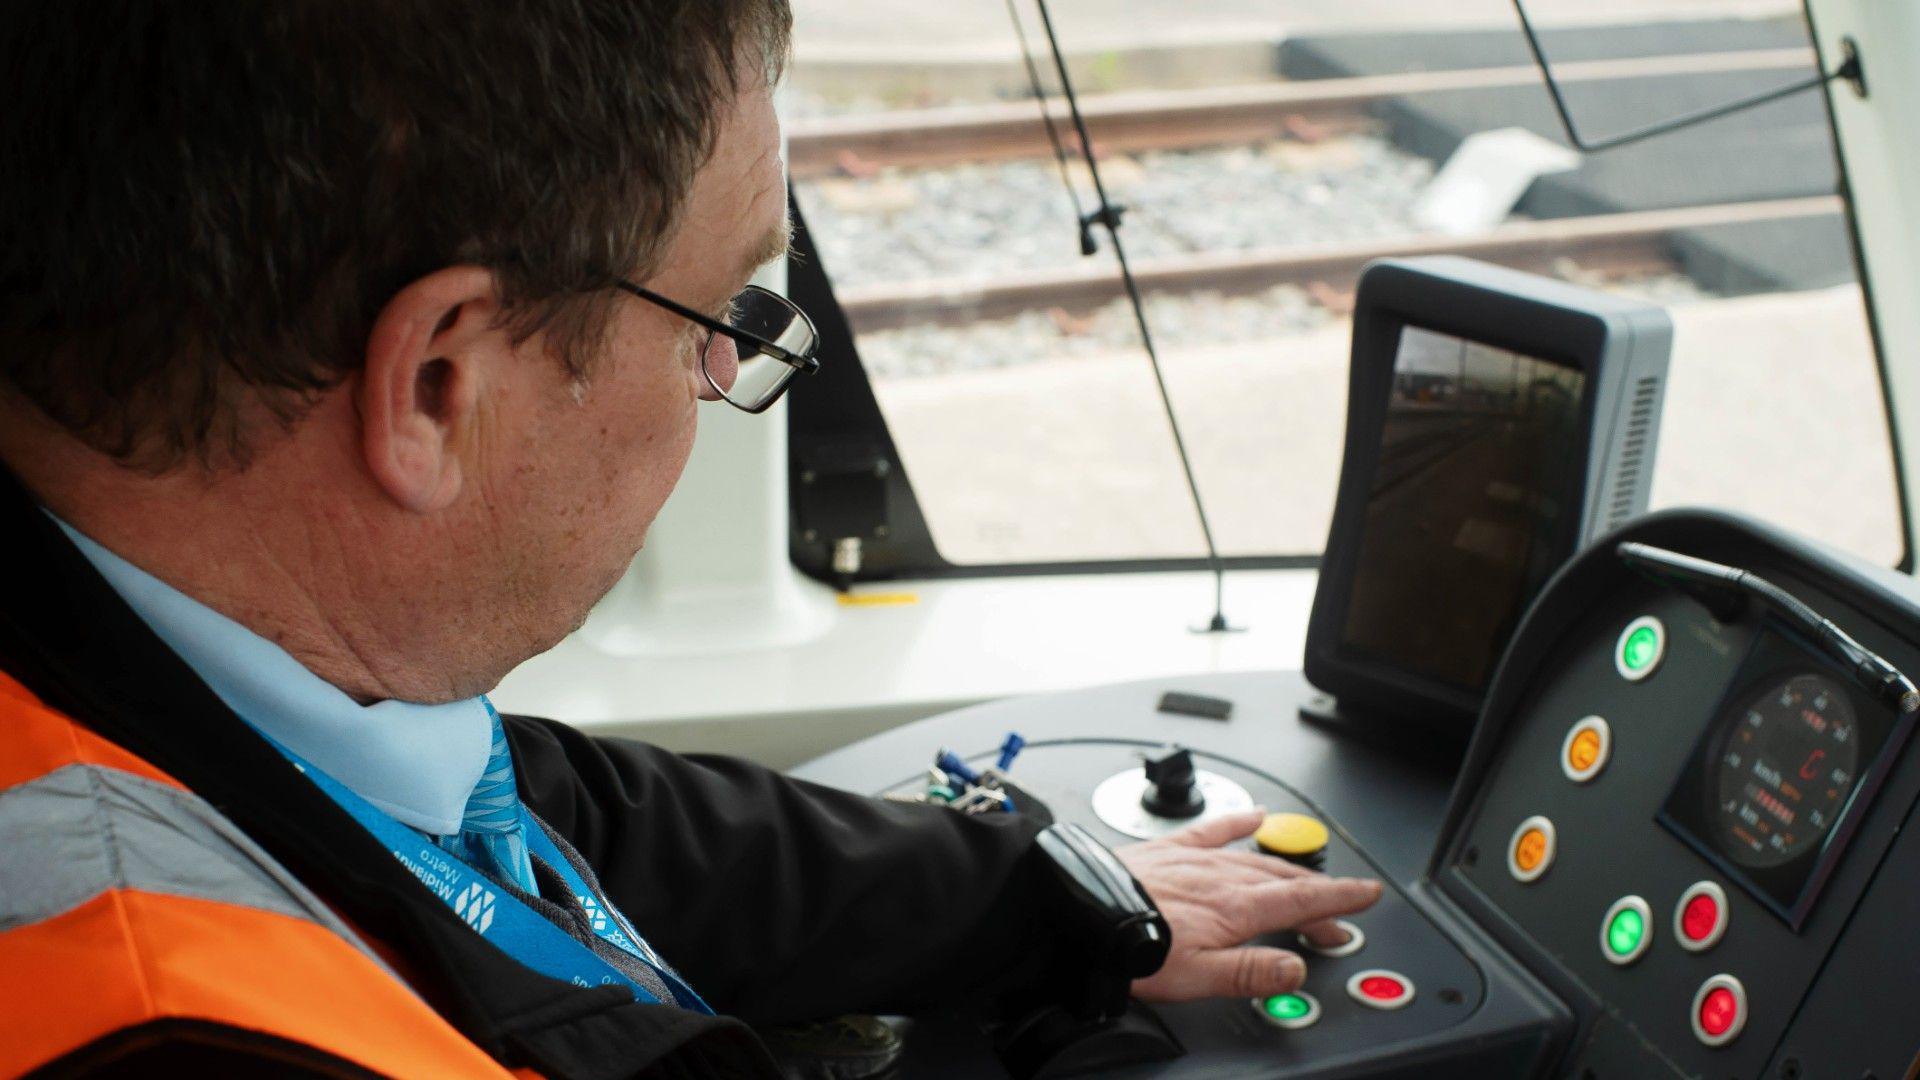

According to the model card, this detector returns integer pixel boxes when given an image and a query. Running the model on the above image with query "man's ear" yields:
[358,267,502,513]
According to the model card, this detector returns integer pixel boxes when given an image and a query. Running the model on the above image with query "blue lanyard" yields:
[515,803,707,1005]
[271,740,708,1012]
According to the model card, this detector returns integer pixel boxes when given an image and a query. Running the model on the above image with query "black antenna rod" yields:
[1003,0,1096,253]
[1013,0,1237,632]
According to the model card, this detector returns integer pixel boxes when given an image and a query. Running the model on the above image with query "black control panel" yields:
[877,741,1509,1074]
[795,510,1920,1078]
[794,671,1567,1079]
[1437,511,1920,1077]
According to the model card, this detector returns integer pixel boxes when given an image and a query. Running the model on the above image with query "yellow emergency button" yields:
[1508,815,1556,883]
[1256,812,1330,868]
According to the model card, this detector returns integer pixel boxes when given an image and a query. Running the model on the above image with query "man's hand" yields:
[1116,809,1383,1002]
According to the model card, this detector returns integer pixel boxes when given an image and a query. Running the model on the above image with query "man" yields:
[0,3,1381,1076]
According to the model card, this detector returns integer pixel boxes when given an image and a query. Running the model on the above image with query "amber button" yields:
[1508,815,1556,882]
[1561,716,1612,783]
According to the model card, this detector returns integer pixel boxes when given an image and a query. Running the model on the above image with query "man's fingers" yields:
[1138,946,1306,1002]
[1235,876,1384,939]
[1298,917,1355,950]
[1212,849,1317,878]
[1165,808,1267,849]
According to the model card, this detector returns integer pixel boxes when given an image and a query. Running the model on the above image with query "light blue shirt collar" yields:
[54,517,492,836]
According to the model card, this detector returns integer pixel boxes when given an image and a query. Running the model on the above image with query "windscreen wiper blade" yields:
[1003,0,1237,634]
[1617,541,1918,715]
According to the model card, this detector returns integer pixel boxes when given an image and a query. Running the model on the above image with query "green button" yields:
[1607,907,1646,956]
[1264,994,1311,1021]
[1622,626,1660,671]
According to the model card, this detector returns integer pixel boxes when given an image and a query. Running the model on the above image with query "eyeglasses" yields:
[616,281,821,413]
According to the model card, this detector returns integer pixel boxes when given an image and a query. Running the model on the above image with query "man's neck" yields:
[0,406,453,704]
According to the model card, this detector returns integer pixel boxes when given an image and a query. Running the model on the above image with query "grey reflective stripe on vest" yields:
[0,762,399,978]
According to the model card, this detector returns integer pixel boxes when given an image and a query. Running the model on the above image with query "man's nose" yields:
[699,334,740,401]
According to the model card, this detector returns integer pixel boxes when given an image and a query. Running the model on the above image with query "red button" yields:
[1699,987,1738,1037]
[1347,969,1416,1010]
[1675,882,1729,953]
[1682,894,1720,942]
[1360,976,1405,1001]
[1691,975,1746,1045]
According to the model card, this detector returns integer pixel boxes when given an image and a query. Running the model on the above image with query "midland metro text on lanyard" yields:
[269,739,709,1012]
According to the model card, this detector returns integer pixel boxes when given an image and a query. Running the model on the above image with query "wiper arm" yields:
[1617,541,1919,715]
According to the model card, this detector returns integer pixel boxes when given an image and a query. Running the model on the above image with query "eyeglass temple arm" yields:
[616,281,818,374]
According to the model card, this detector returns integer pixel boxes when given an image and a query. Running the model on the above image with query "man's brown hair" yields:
[0,1,791,468]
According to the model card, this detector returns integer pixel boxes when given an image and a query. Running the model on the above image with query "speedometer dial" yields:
[1713,673,1858,869]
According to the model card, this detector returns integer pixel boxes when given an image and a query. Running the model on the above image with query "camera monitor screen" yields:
[1337,327,1588,691]
[1305,256,1671,733]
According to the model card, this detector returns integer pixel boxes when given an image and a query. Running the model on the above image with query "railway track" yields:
[789,47,1818,177]
[835,196,1843,332]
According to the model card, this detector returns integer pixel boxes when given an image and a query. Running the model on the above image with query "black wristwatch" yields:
[1029,822,1172,1021]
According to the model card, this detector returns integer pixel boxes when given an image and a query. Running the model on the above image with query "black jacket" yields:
[0,468,1091,1078]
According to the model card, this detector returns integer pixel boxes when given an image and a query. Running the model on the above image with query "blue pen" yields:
[996,732,1026,772]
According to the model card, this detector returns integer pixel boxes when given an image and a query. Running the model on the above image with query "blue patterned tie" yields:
[437,698,539,894]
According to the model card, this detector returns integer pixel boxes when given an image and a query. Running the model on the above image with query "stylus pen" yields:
[1617,542,1920,715]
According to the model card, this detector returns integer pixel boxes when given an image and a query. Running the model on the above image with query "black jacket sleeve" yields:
[503,714,1088,1025]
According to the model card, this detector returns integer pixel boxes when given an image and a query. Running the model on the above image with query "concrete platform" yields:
[1375,69,1836,210]
[1673,215,1859,294]
[1279,20,1852,296]
[872,286,1901,568]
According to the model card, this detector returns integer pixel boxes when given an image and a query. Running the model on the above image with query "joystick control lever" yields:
[1140,746,1205,819]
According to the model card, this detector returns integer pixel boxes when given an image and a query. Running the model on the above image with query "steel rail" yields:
[834,195,1843,331]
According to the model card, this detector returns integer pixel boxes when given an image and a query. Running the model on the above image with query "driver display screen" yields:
[1713,673,1858,868]
[1662,629,1903,924]
[1338,325,1587,690]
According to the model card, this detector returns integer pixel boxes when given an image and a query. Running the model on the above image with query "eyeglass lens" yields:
[703,286,816,411]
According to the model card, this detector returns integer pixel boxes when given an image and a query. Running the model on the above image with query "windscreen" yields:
[1338,326,1587,690]
[788,5,1903,574]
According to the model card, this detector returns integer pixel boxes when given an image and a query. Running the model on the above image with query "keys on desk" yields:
[880,735,1026,816]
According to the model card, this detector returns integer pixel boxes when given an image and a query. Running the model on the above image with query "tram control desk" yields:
[794,511,1920,1078]
[798,261,1918,1076]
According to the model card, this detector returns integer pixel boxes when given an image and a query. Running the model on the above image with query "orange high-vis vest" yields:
[0,671,531,1078]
